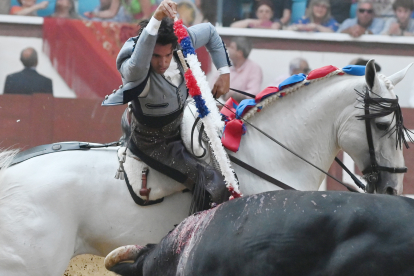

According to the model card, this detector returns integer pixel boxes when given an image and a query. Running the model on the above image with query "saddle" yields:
[116,101,223,208]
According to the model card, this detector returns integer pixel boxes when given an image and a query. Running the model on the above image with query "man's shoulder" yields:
[36,71,52,82]
[246,58,261,67]
[372,17,385,24]
[5,70,25,79]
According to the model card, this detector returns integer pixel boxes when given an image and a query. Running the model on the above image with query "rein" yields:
[215,100,362,193]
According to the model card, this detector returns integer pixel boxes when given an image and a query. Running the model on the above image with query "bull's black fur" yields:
[110,190,414,276]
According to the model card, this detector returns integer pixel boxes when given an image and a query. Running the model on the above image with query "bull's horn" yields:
[104,245,144,270]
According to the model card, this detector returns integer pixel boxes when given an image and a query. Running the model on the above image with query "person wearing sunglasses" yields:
[381,0,414,36]
[337,0,385,37]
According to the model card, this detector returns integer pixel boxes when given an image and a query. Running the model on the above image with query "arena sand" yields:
[63,254,116,276]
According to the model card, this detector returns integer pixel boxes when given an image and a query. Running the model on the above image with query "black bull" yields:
[108,191,414,276]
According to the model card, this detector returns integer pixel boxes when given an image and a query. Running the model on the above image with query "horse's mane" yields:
[243,69,342,121]
[242,69,413,150]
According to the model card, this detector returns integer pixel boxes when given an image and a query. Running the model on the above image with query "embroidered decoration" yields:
[220,65,367,152]
[173,19,242,199]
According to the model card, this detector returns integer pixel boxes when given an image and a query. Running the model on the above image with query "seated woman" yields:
[230,0,282,30]
[10,0,49,16]
[287,0,339,32]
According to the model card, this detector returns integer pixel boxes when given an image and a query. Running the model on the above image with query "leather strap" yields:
[191,117,207,158]
[124,171,164,206]
[228,155,295,190]
[139,167,151,204]
[229,88,256,99]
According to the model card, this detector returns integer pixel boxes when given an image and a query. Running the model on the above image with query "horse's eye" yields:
[376,122,389,131]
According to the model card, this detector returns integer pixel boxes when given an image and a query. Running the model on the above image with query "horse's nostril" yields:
[385,187,397,195]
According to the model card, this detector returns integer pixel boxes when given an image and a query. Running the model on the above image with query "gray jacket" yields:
[102,22,231,127]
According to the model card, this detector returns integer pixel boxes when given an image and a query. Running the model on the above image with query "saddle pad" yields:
[9,141,119,167]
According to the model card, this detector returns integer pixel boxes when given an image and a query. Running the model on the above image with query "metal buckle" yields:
[364,172,379,183]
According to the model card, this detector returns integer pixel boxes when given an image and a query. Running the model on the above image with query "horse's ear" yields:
[387,63,413,86]
[365,59,378,90]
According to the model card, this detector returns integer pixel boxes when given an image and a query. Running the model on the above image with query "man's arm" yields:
[187,23,231,71]
[187,23,231,97]
[117,0,177,84]
[117,19,159,83]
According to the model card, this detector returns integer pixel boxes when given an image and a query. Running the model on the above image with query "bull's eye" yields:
[376,122,389,131]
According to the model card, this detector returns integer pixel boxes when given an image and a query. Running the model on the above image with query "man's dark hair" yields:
[20,47,38,68]
[393,0,414,11]
[138,18,178,49]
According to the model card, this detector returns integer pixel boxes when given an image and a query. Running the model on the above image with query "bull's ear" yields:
[388,63,413,86]
[365,59,379,90]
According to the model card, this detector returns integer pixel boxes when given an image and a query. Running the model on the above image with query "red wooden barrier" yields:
[0,94,125,150]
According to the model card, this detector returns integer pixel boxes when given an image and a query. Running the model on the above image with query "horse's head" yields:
[338,60,412,195]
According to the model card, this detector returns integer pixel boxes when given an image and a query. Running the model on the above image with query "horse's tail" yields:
[0,149,19,177]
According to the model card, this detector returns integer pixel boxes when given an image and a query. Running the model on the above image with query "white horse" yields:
[0,60,410,275]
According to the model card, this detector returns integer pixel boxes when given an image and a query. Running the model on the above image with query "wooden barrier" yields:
[0,94,125,150]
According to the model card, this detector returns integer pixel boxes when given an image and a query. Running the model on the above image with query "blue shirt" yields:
[294,17,339,32]
[337,18,385,34]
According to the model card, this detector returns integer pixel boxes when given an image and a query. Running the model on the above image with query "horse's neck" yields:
[236,75,358,192]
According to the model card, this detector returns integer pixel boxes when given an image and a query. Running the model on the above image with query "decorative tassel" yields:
[115,151,126,180]
[173,18,242,199]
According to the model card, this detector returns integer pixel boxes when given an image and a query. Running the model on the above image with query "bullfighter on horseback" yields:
[103,0,232,209]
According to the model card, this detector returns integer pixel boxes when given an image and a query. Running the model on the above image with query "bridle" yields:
[358,88,410,193]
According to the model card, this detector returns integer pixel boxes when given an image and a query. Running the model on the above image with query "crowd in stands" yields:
[0,0,412,37]
[0,0,412,97]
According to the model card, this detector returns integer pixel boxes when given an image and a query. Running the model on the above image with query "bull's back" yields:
[183,191,414,276]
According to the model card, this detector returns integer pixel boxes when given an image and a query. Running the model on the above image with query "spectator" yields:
[271,57,310,87]
[372,0,394,18]
[288,0,339,32]
[52,0,79,19]
[221,37,263,103]
[0,1,10,14]
[3,47,53,95]
[338,0,385,37]
[307,0,353,24]
[381,0,414,36]
[10,0,49,16]
[84,0,156,22]
[252,0,292,26]
[231,1,282,29]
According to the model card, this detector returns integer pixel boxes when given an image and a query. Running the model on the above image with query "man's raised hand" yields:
[154,0,177,20]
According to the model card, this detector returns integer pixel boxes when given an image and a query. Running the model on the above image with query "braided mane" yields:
[243,69,343,121]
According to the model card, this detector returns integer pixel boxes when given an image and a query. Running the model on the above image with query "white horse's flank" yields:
[0,61,411,275]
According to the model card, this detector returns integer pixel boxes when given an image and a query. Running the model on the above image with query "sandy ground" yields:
[63,255,117,276]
